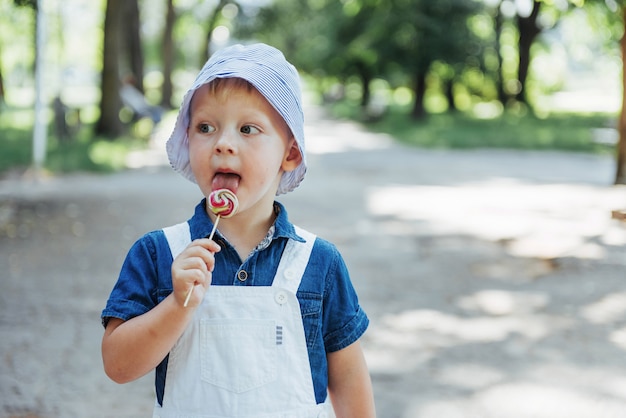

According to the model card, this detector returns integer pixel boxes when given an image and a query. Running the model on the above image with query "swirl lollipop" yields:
[183,188,239,307]
[208,188,239,218]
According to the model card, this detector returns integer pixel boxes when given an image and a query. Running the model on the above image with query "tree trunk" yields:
[494,2,507,105]
[445,78,456,112]
[201,0,229,64]
[356,61,371,109]
[96,0,125,138]
[411,70,427,120]
[123,0,144,92]
[516,0,541,104]
[615,6,626,184]
[161,0,176,108]
[0,55,5,104]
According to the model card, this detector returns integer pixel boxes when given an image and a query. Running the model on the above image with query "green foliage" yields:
[238,0,379,79]
[236,0,345,75]
[237,0,488,113]
[236,0,622,120]
[0,0,622,179]
[13,0,36,10]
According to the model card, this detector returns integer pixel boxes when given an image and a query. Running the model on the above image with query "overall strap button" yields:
[274,291,288,305]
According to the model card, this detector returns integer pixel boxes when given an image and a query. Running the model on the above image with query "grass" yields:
[0,100,618,178]
[0,106,150,177]
[330,101,617,154]
[0,125,32,173]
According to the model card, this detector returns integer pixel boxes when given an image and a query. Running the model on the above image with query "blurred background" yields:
[2,1,626,418]
[0,0,624,177]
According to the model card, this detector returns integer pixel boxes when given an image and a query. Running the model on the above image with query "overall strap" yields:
[162,222,191,260]
[273,226,317,294]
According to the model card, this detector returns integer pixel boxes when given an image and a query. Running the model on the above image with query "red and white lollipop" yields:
[208,188,239,219]
[183,189,239,307]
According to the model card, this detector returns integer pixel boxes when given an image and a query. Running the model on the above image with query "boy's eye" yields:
[199,123,214,134]
[240,125,260,135]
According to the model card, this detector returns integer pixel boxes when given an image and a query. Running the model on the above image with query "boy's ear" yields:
[283,138,303,171]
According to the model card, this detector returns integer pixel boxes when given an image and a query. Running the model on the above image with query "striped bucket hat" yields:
[166,43,306,195]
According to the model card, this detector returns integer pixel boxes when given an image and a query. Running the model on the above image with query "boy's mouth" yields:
[212,172,240,192]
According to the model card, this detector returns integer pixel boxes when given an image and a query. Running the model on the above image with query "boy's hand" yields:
[171,238,221,308]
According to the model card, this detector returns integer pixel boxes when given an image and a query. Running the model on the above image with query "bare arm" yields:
[327,340,376,418]
[102,238,220,383]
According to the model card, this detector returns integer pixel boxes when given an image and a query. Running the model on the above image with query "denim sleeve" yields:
[101,232,165,327]
[322,245,369,353]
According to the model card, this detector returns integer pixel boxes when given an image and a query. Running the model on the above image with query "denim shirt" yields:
[102,199,369,406]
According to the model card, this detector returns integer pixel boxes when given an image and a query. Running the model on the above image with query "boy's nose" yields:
[214,130,236,154]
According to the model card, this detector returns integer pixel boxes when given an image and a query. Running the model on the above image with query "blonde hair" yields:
[205,77,256,100]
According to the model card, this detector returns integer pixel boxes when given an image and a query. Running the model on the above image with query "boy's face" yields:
[187,82,302,218]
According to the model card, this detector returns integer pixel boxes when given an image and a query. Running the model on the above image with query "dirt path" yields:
[2,104,626,417]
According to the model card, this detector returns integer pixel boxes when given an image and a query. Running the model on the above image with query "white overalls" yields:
[154,222,331,418]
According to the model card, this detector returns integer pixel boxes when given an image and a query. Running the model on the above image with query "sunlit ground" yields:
[367,181,626,259]
[290,96,626,417]
[361,181,626,417]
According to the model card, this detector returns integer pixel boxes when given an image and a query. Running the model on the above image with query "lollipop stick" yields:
[207,214,221,241]
[183,215,221,308]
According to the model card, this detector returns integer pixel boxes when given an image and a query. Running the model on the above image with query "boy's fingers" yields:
[191,238,221,253]
[172,239,219,307]
[174,256,207,275]
[178,243,218,266]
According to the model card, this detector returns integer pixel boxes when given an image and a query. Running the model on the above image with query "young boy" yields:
[101,43,375,418]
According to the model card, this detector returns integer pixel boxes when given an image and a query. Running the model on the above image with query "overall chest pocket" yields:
[200,319,277,393]
[298,292,322,349]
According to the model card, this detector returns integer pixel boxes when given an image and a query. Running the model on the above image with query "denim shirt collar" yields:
[189,199,305,244]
